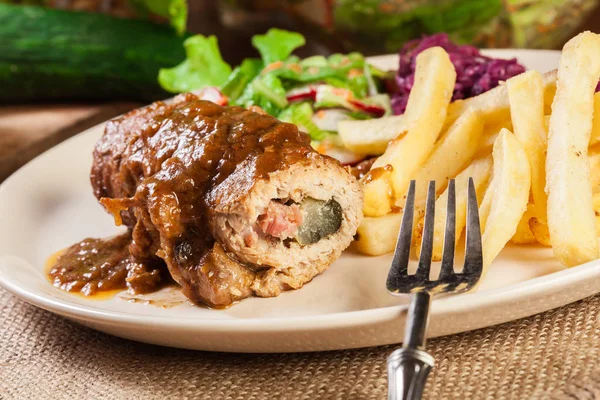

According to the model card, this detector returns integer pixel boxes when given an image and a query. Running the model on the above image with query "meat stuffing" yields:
[257,202,303,239]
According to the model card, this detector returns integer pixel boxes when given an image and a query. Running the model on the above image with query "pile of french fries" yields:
[341,31,600,277]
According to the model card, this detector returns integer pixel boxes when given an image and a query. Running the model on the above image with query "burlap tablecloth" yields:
[2,286,599,399]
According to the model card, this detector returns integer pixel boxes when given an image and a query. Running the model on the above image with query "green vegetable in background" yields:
[158,35,232,93]
[252,74,288,109]
[221,58,264,102]
[0,3,187,103]
[129,0,188,35]
[0,0,189,35]
[278,102,326,141]
[251,28,306,65]
[156,27,388,141]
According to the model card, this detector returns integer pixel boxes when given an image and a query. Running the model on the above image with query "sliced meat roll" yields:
[91,94,363,307]
[208,145,362,298]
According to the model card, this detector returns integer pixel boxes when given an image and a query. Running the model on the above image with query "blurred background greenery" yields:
[4,0,600,60]
[1,0,599,103]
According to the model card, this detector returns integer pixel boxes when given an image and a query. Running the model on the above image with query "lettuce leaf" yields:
[252,74,288,109]
[158,35,232,93]
[129,0,188,35]
[251,28,306,65]
[221,58,264,102]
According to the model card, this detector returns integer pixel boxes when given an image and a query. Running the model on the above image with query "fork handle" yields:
[388,292,434,400]
[387,347,435,400]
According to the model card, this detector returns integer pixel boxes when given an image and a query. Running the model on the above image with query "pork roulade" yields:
[90,93,363,307]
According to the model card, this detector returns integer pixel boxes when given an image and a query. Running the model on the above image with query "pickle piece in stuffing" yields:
[295,198,343,245]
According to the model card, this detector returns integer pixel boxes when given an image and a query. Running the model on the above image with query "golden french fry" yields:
[367,47,456,207]
[593,192,600,211]
[353,212,402,256]
[338,115,406,155]
[361,165,395,217]
[478,185,492,233]
[511,204,537,245]
[414,155,492,261]
[476,119,513,157]
[481,129,530,271]
[507,70,548,224]
[409,107,484,213]
[546,31,600,267]
[587,92,600,146]
[529,217,551,246]
[543,75,558,115]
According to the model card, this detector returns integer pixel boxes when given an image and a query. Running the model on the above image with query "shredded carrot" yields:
[263,61,284,73]
[347,68,363,78]
[332,87,353,99]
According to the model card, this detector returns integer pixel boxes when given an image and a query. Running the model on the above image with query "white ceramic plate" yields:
[2,50,600,353]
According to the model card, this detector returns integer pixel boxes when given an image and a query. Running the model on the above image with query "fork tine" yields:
[416,180,435,280]
[463,177,483,280]
[439,179,456,280]
[386,180,416,291]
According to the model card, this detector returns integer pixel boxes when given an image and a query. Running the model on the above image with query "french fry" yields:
[353,212,402,256]
[409,107,484,213]
[546,31,600,267]
[361,165,395,217]
[593,191,600,210]
[478,184,492,232]
[476,119,513,156]
[338,115,406,155]
[365,47,456,209]
[588,92,600,146]
[507,70,548,226]
[543,74,558,115]
[481,129,530,271]
[413,155,492,261]
[589,146,600,192]
[529,217,551,246]
[511,204,537,244]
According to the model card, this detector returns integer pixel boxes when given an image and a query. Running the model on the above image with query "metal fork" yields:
[386,178,483,400]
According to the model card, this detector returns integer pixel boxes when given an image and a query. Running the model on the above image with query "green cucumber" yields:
[0,4,188,103]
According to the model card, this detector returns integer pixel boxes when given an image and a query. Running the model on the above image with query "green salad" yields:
[158,28,391,164]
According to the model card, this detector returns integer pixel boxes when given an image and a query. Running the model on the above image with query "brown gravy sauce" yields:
[46,248,124,301]
[46,246,189,307]
[47,233,166,300]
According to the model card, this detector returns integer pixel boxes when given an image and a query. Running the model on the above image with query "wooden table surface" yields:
[0,103,139,182]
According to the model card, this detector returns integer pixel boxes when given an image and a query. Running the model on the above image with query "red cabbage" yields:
[387,33,526,115]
